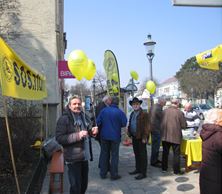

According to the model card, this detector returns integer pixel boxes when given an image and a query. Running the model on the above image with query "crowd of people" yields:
[55,95,222,194]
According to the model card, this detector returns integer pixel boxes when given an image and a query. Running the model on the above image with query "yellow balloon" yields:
[84,59,96,80]
[146,80,156,94]
[112,85,119,93]
[130,71,139,80]
[111,73,118,82]
[67,50,88,80]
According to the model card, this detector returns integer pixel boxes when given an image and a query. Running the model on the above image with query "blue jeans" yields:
[100,139,120,178]
[150,130,161,165]
[67,161,88,194]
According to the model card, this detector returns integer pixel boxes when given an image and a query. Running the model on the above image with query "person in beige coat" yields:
[161,99,187,174]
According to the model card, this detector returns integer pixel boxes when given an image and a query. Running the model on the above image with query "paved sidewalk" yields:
[41,139,200,194]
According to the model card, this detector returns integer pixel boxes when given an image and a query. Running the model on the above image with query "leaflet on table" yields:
[182,128,199,140]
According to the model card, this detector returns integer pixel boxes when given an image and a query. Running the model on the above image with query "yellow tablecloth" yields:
[180,137,202,167]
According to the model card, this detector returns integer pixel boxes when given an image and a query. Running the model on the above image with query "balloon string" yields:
[80,88,86,121]
[90,90,97,127]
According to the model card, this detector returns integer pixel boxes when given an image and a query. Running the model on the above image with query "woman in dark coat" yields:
[199,108,222,194]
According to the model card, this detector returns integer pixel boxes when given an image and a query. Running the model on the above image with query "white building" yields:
[156,77,186,99]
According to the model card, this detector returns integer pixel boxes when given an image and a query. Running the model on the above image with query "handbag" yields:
[42,137,62,160]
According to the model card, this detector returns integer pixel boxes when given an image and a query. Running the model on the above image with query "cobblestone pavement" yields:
[41,139,200,194]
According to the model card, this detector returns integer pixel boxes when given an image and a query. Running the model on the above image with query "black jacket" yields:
[56,108,93,162]
[150,103,163,132]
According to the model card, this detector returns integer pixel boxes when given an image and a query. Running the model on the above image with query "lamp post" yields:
[144,34,156,109]
[143,34,156,81]
[125,78,138,98]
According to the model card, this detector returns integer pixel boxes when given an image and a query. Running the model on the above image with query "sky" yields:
[64,1,222,88]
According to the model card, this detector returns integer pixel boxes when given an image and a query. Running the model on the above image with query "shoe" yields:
[100,175,107,179]
[129,170,139,175]
[111,175,121,180]
[151,163,161,168]
[157,160,162,164]
[174,171,185,175]
[162,169,167,173]
[135,174,146,180]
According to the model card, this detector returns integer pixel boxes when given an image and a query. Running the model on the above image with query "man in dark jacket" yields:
[56,95,98,194]
[161,99,187,174]
[199,108,222,194]
[96,96,127,180]
[150,97,166,167]
[127,97,150,180]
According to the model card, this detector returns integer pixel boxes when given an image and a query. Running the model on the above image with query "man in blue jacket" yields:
[96,96,127,180]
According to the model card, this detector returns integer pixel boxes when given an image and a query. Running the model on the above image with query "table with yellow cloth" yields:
[180,137,202,170]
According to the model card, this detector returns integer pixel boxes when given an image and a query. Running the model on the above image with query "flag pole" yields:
[3,97,21,194]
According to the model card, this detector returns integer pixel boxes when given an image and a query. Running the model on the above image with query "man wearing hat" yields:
[127,97,150,180]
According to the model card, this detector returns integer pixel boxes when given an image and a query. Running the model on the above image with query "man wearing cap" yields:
[127,97,150,180]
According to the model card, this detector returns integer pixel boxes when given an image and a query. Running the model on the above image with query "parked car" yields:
[192,104,212,120]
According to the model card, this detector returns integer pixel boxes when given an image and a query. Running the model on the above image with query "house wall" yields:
[0,0,65,137]
[156,79,182,99]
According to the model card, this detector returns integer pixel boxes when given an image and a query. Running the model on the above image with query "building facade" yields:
[156,77,185,99]
[0,0,66,136]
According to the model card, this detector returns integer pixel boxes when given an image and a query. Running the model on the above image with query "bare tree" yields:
[137,78,148,96]
[91,70,107,94]
[69,80,91,98]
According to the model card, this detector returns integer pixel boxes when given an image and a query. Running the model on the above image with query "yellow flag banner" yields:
[196,44,222,70]
[0,38,47,100]
[103,50,121,98]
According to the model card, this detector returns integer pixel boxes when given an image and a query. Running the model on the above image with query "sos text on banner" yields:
[0,37,47,100]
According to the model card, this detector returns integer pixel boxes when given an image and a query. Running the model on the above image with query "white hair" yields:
[102,95,111,103]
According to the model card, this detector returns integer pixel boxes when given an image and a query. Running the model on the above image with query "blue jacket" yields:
[96,104,127,142]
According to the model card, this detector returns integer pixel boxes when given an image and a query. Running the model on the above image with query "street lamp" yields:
[124,78,139,97]
[144,34,156,109]
[143,34,156,81]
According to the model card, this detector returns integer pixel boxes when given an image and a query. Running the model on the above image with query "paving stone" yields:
[40,139,200,194]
